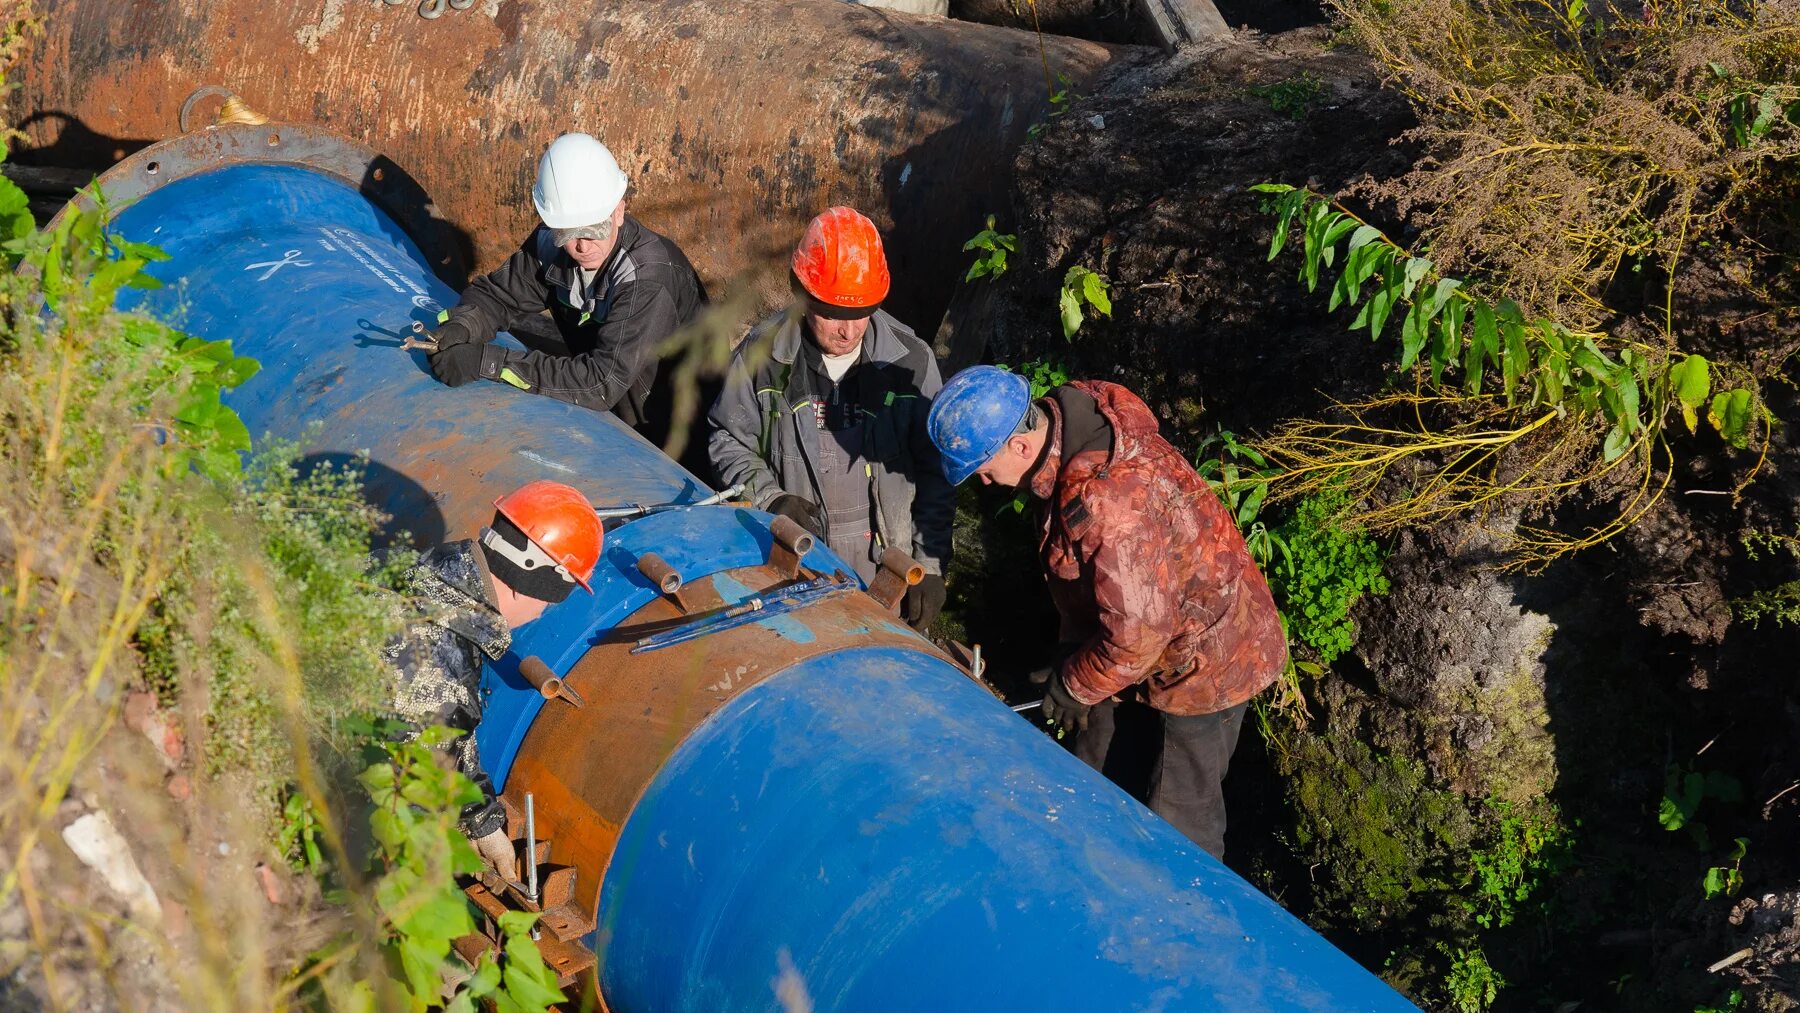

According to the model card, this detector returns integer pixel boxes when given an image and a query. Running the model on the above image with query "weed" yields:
[294,725,564,1010]
[1026,73,1077,141]
[1441,945,1504,1013]
[1462,798,1573,929]
[1058,265,1113,340]
[279,789,327,876]
[1703,836,1749,900]
[1660,762,1743,850]
[1696,989,1747,1013]
[962,215,1018,282]
[1730,580,1800,628]
[1266,488,1388,665]
[1250,73,1326,120]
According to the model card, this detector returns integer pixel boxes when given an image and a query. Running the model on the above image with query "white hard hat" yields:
[532,133,628,230]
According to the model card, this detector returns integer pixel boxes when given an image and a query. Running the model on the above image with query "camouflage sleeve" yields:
[1058,482,1182,705]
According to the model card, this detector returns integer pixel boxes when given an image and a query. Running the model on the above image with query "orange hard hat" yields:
[492,481,603,590]
[791,206,890,310]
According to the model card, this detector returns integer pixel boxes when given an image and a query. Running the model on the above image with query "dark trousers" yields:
[1073,698,1248,859]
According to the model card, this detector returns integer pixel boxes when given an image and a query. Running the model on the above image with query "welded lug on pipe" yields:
[866,547,925,611]
[767,515,815,581]
[634,551,689,613]
[519,656,584,710]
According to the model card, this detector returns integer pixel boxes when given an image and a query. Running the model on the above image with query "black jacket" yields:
[444,217,704,426]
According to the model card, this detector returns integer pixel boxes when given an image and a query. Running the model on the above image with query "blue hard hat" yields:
[928,365,1033,486]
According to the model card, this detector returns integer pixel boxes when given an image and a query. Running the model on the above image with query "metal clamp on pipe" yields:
[866,547,925,611]
[519,656,584,709]
[767,514,815,580]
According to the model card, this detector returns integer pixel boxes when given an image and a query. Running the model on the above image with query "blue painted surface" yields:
[599,646,1415,1012]
[107,164,705,542]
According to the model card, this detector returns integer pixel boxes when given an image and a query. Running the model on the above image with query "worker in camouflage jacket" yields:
[384,480,604,879]
[927,368,1286,857]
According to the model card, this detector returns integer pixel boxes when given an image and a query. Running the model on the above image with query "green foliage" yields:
[1730,580,1800,628]
[1441,945,1504,1013]
[1696,989,1747,1013]
[280,789,326,875]
[1253,183,1764,457]
[1703,837,1749,900]
[6,185,261,481]
[1058,265,1112,340]
[1462,799,1573,929]
[962,215,1018,282]
[1659,763,1743,850]
[1026,73,1077,141]
[1266,489,1388,665]
[303,729,565,1012]
[1249,73,1326,119]
[1195,430,1284,572]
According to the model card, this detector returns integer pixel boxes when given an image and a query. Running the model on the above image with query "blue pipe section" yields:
[104,158,1416,1011]
[601,646,1414,1011]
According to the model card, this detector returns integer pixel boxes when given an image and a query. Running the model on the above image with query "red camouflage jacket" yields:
[1031,381,1286,716]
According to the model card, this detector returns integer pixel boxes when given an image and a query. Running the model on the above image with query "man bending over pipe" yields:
[706,207,953,631]
[926,368,1287,858]
[386,480,603,877]
[427,133,705,444]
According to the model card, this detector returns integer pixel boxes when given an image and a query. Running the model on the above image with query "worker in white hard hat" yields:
[427,132,705,439]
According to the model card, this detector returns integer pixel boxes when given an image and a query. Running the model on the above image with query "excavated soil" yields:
[948,26,1800,1011]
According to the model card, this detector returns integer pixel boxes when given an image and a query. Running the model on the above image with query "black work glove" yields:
[429,317,479,349]
[1031,665,1092,733]
[767,493,824,537]
[903,573,947,631]
[429,340,484,387]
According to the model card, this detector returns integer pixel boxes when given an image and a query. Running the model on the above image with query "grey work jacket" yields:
[706,308,953,576]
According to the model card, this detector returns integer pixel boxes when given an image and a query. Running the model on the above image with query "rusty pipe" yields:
[11,0,1135,327]
[767,514,815,580]
[866,547,925,610]
[634,552,682,596]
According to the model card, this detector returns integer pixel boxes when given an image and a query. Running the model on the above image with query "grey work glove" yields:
[1031,665,1091,733]
[768,493,825,538]
[903,574,946,631]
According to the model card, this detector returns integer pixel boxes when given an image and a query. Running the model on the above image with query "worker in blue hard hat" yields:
[927,365,1287,858]
[425,133,705,445]
[706,208,952,630]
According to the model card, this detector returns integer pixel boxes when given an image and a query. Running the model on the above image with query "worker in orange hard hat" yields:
[384,480,603,879]
[707,207,952,630]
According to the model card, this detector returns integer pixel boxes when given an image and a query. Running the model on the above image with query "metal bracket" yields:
[767,514,815,581]
[866,547,924,612]
[635,551,691,613]
[518,656,585,709]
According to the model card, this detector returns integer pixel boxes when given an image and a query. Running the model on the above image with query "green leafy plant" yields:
[280,789,326,876]
[1660,763,1744,850]
[1696,989,1747,1013]
[1266,489,1389,665]
[962,215,1018,282]
[1058,265,1112,340]
[1703,837,1750,900]
[1026,73,1077,141]
[1249,73,1326,120]
[302,726,565,1011]
[1442,945,1505,1013]
[1246,183,1768,567]
[1195,430,1285,572]
[7,185,261,481]
[1463,799,1573,929]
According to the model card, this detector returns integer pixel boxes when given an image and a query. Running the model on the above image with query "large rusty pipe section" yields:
[12,0,1130,326]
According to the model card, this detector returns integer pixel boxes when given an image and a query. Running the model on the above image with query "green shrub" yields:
[1266,489,1389,664]
[1463,798,1573,929]
[1442,945,1504,1013]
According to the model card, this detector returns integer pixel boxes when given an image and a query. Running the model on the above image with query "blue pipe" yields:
[104,157,1416,1011]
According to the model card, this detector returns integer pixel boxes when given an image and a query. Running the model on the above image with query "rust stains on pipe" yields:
[11,0,1136,327]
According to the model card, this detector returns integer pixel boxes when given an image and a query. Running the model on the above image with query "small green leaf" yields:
[1602,424,1630,462]
[1082,271,1112,316]
[1708,389,1754,448]
[1059,287,1083,340]
[1399,257,1433,299]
